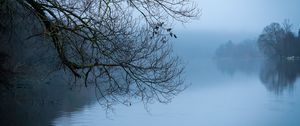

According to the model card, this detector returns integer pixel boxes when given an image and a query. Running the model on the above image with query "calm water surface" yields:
[1,36,300,126]
[52,58,300,126]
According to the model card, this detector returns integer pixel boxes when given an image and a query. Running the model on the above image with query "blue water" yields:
[52,59,300,126]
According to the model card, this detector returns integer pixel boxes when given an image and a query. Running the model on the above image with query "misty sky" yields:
[180,0,300,34]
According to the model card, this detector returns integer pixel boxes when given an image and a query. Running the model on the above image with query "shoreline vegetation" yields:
[215,20,300,61]
[213,20,300,94]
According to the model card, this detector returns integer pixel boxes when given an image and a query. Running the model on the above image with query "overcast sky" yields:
[179,0,300,34]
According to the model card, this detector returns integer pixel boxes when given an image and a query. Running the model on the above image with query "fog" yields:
[2,0,300,126]
[172,0,300,60]
[179,0,300,33]
[172,30,257,60]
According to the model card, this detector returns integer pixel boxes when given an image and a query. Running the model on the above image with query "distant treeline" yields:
[215,20,300,60]
[214,39,261,59]
[258,20,300,59]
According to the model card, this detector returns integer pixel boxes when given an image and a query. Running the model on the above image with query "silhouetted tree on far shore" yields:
[258,20,300,59]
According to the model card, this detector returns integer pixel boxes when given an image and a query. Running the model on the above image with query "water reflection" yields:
[215,58,300,94]
[0,69,184,126]
[214,58,261,76]
[0,73,96,126]
[260,59,300,94]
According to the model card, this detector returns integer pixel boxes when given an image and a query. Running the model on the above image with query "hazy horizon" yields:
[2,0,300,126]
[177,0,300,34]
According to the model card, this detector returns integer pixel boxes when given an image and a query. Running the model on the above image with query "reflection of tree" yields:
[0,73,96,126]
[259,59,300,94]
[214,59,261,76]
